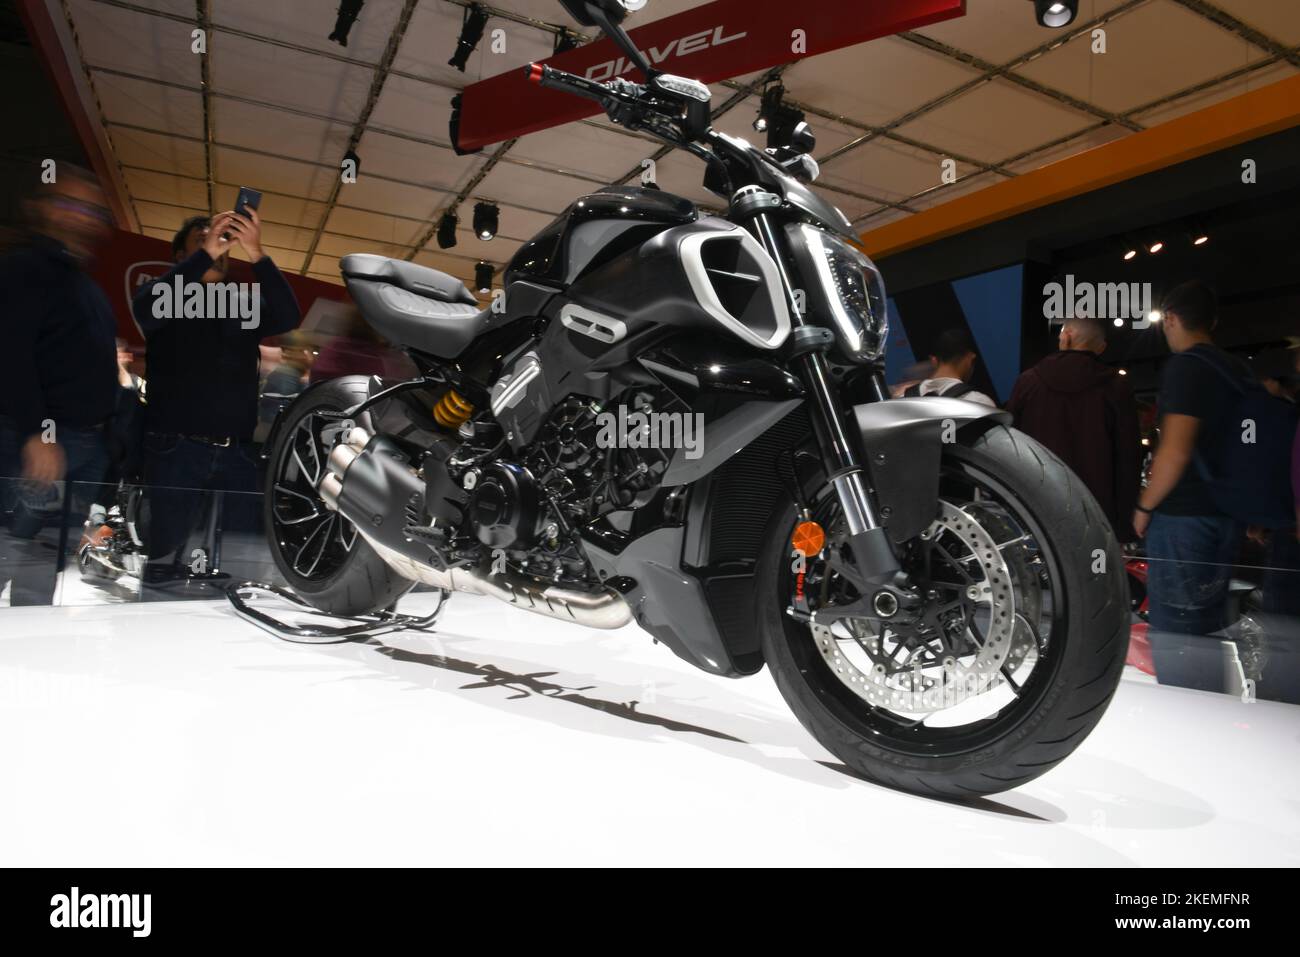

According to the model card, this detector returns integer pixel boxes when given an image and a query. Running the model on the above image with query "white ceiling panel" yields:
[1003,122,1130,174]
[92,70,203,138]
[821,137,982,206]
[510,122,658,182]
[212,100,353,167]
[891,77,1098,165]
[133,199,207,229]
[914,0,1134,66]
[211,0,408,64]
[333,174,448,220]
[354,130,481,193]
[315,234,412,261]
[391,0,493,87]
[1014,0,1269,115]
[474,161,595,214]
[57,0,1300,270]
[123,167,208,209]
[112,127,207,179]
[1212,0,1300,45]
[791,34,986,129]
[211,31,373,120]
[1129,60,1299,127]
[251,223,318,254]
[67,0,199,84]
[325,206,429,247]
[211,147,337,206]
[368,72,460,141]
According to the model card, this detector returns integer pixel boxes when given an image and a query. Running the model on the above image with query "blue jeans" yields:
[1,423,111,605]
[1145,512,1241,634]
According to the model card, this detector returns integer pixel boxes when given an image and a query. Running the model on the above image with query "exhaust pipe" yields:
[317,427,632,630]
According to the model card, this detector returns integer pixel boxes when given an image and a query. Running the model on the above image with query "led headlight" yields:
[797,223,888,362]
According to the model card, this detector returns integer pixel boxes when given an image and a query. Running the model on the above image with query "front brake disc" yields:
[809,500,1018,715]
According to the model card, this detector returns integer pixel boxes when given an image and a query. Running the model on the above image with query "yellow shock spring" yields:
[433,389,474,429]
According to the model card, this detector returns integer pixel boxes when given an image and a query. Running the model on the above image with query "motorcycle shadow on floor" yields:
[278,621,1061,817]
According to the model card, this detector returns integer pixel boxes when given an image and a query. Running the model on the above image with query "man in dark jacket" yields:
[131,207,301,582]
[1006,315,1140,540]
[0,164,118,602]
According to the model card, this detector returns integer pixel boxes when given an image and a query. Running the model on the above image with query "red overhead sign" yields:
[452,0,966,152]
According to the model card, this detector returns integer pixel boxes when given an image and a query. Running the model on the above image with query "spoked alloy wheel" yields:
[804,460,1060,748]
[263,377,415,617]
[759,426,1128,797]
[270,412,359,581]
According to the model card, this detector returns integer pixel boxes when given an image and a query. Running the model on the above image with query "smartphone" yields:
[234,186,262,219]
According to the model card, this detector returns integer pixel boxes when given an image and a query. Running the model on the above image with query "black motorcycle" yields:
[261,0,1127,797]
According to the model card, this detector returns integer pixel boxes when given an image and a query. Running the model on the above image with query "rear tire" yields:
[757,425,1128,797]
[264,377,415,617]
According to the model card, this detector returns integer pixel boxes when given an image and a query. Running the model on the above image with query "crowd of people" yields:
[0,167,313,602]
[900,292,1300,698]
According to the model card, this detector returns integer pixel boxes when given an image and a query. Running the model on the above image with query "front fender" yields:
[854,397,1011,544]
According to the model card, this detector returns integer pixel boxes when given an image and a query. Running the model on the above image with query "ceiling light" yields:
[448,2,489,72]
[1147,240,1164,254]
[1118,368,1127,375]
[1148,310,1163,324]
[436,211,458,250]
[475,261,494,294]
[1112,318,1124,328]
[1123,248,1137,261]
[328,0,365,48]
[1193,234,1209,246]
[473,201,498,241]
[755,83,805,149]
[1030,0,1078,28]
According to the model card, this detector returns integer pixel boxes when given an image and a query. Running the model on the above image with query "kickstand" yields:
[225,581,449,644]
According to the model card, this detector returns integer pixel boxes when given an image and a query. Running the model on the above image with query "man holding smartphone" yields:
[131,198,301,585]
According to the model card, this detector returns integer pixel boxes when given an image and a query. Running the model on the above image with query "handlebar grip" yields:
[525,62,615,105]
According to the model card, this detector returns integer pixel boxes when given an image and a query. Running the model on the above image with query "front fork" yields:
[750,210,904,590]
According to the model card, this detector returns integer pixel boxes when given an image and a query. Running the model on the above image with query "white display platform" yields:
[0,592,1296,866]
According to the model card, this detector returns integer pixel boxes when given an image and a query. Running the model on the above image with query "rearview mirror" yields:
[558,1,654,79]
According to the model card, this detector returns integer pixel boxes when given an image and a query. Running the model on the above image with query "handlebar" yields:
[526,63,637,109]
[525,61,721,172]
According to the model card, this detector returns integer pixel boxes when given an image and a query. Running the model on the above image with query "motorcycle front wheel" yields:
[758,425,1128,797]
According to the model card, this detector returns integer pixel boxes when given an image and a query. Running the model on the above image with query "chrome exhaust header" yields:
[316,425,632,630]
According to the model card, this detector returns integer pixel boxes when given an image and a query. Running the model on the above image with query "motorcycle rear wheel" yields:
[264,377,415,617]
[758,425,1127,797]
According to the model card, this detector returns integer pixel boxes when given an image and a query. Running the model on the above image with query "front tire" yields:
[758,425,1127,797]
[264,377,415,617]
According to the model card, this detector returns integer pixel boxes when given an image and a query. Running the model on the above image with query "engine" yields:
[440,391,675,585]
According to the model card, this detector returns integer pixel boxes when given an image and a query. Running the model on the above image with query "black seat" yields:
[340,254,490,358]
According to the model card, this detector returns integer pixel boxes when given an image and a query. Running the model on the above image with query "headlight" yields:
[796,223,888,362]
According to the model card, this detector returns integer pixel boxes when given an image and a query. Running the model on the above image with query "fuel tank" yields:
[505,185,697,288]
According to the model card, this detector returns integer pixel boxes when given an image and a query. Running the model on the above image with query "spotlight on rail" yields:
[449,2,490,72]
[1029,0,1077,28]
[436,211,458,250]
[473,201,498,242]
[475,261,494,294]
[329,0,365,48]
